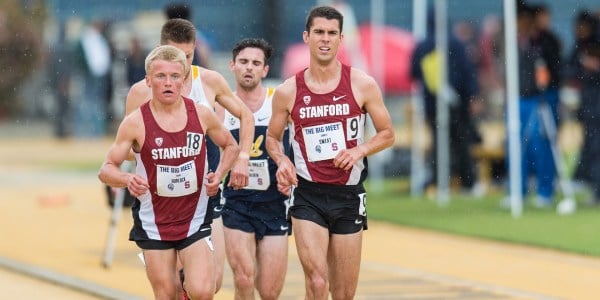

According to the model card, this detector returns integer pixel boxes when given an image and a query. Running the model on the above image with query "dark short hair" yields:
[164,2,191,20]
[305,5,344,33]
[232,38,274,65]
[576,9,598,27]
[531,4,550,15]
[160,18,196,44]
[583,40,600,59]
[517,2,535,18]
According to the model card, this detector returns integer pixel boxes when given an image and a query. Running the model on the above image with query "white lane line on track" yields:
[0,255,142,300]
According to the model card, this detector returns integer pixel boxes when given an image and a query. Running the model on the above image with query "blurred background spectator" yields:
[564,10,600,205]
[125,37,147,87]
[478,14,505,121]
[48,24,72,138]
[531,2,562,123]
[453,20,481,68]
[506,1,565,208]
[574,40,600,205]
[72,19,113,137]
[410,8,483,196]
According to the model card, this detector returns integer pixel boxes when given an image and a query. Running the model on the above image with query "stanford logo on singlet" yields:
[303,95,311,105]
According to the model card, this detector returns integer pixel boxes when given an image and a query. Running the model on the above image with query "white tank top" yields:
[187,65,212,109]
[186,65,220,172]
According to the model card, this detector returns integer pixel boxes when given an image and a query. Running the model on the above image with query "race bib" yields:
[346,115,364,141]
[156,160,198,197]
[186,132,203,152]
[244,159,270,191]
[302,122,346,162]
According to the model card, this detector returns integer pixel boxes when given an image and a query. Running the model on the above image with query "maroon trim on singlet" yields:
[138,97,208,240]
[291,64,366,185]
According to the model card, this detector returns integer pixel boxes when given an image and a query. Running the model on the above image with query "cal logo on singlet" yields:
[223,87,291,202]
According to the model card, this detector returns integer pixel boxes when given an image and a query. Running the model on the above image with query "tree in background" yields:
[0,0,45,118]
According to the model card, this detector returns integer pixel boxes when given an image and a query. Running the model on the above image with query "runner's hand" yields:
[228,154,249,190]
[278,182,292,196]
[205,172,220,196]
[127,174,149,198]
[333,145,366,171]
[276,158,297,187]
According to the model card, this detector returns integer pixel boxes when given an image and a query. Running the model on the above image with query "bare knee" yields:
[148,275,178,299]
[307,273,328,296]
[255,267,284,299]
[329,279,358,300]
[257,289,281,300]
[233,270,255,291]
[184,280,215,300]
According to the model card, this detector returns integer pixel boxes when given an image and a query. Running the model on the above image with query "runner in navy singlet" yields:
[220,38,291,299]
[265,6,395,299]
[99,45,239,300]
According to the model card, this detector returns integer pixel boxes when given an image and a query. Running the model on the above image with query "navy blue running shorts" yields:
[222,198,291,239]
[208,189,224,219]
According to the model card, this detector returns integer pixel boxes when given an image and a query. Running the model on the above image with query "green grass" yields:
[366,178,600,257]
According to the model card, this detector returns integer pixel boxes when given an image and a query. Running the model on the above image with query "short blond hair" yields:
[144,45,187,74]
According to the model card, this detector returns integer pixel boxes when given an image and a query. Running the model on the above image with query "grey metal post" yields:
[368,0,386,192]
[503,0,523,217]
[435,0,450,205]
[410,0,428,198]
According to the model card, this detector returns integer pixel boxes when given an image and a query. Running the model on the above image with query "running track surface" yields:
[1,138,599,299]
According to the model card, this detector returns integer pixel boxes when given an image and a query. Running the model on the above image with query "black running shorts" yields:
[134,224,212,251]
[290,177,367,234]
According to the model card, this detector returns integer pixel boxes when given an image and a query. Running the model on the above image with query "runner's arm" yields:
[334,70,395,171]
[199,105,240,195]
[358,73,395,156]
[266,80,297,189]
[98,115,149,197]
[212,73,254,188]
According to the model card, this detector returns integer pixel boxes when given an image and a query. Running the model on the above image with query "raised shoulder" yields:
[198,67,229,91]
[197,66,223,82]
[193,101,219,130]
[122,108,143,131]
[125,79,151,116]
[350,67,382,109]
[118,108,145,151]
[197,67,232,107]
[350,67,379,91]
[194,101,214,118]
[272,76,297,107]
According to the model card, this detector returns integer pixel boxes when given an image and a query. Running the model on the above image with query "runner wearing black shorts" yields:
[291,177,367,234]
